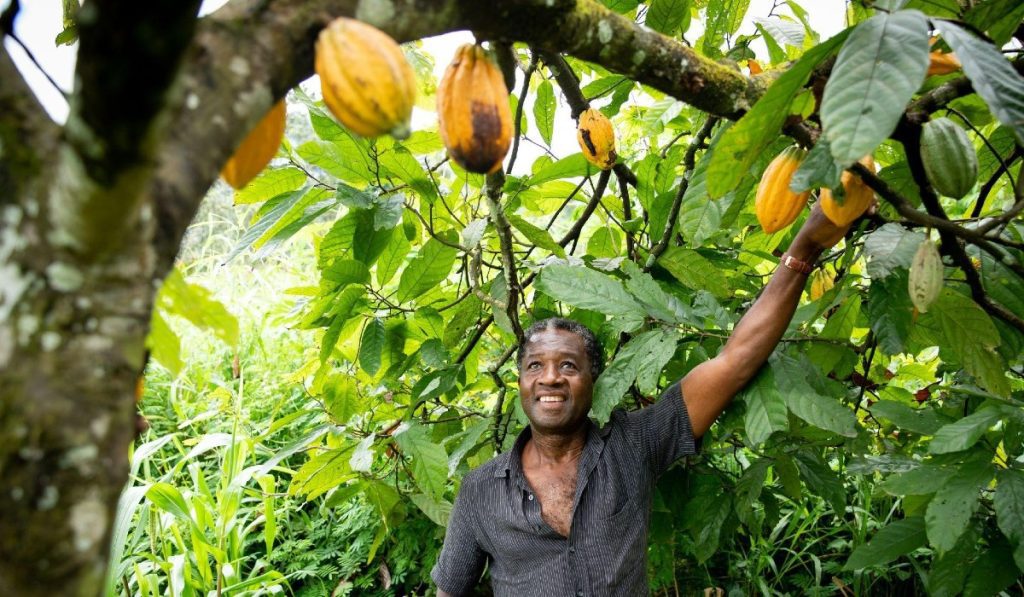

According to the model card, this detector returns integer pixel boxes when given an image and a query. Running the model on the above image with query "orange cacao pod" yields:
[437,44,513,174]
[809,268,834,301]
[927,51,961,76]
[755,146,811,233]
[221,100,286,190]
[820,156,875,227]
[316,18,416,139]
[577,108,617,170]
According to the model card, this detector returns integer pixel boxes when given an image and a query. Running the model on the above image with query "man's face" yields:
[518,328,595,435]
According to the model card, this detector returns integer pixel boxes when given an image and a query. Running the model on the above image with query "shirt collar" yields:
[494,418,610,481]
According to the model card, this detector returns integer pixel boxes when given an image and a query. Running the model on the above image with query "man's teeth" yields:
[538,396,565,403]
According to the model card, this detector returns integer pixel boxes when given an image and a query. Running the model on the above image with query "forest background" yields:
[2,0,1024,595]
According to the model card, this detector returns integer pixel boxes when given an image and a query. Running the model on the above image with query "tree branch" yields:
[0,43,58,200]
[486,170,525,343]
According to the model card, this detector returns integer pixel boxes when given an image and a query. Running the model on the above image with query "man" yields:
[432,204,851,596]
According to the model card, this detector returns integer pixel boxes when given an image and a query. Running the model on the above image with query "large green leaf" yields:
[158,269,238,347]
[925,460,993,553]
[147,311,182,375]
[591,329,678,423]
[533,80,555,147]
[870,399,946,435]
[880,464,955,496]
[646,0,690,35]
[994,468,1024,570]
[379,147,437,201]
[394,421,449,500]
[820,10,930,167]
[929,408,1003,454]
[936,20,1024,145]
[963,534,1023,597]
[535,264,646,330]
[706,29,849,197]
[738,365,788,447]
[234,166,306,205]
[507,214,565,258]
[358,318,386,376]
[701,0,751,56]
[865,271,916,355]
[410,493,453,527]
[289,446,354,501]
[527,153,592,186]
[657,247,730,298]
[965,0,1024,46]
[794,450,846,514]
[917,289,1009,396]
[396,230,459,304]
[774,356,857,437]
[845,517,927,570]
[863,224,926,279]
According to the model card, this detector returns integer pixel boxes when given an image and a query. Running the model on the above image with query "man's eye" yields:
[561,362,577,370]
[527,362,541,370]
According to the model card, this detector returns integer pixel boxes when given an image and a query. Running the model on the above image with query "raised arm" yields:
[680,203,853,438]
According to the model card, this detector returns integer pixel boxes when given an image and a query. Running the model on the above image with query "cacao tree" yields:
[2,0,1024,594]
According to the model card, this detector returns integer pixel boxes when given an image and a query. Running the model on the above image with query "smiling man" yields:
[432,204,853,596]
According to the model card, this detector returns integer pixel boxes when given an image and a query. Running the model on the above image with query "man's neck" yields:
[523,426,588,468]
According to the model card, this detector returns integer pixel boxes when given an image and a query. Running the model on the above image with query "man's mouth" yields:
[537,395,566,403]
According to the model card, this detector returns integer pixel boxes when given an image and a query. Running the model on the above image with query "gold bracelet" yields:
[780,253,814,275]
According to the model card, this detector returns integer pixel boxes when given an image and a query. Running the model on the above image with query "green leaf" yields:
[820,10,930,166]
[870,400,946,435]
[865,271,916,354]
[701,0,752,56]
[706,28,849,197]
[379,147,437,201]
[917,289,1009,396]
[600,0,639,13]
[396,230,459,304]
[965,0,1024,46]
[646,0,690,35]
[657,247,730,298]
[864,224,926,279]
[905,0,961,18]
[410,493,453,527]
[146,483,192,522]
[527,153,592,186]
[358,319,386,376]
[753,16,805,48]
[880,465,956,496]
[533,80,555,146]
[773,356,857,437]
[622,261,692,325]
[676,144,724,246]
[397,130,444,155]
[994,468,1024,570]
[376,232,411,287]
[535,264,645,330]
[507,214,566,258]
[234,167,306,204]
[582,76,630,100]
[963,534,1023,597]
[147,311,182,375]
[789,138,843,192]
[926,460,993,553]
[794,450,846,514]
[844,517,927,570]
[592,329,677,423]
[936,20,1024,145]
[324,375,360,424]
[296,139,373,183]
[157,269,239,347]
[394,421,449,500]
[289,447,353,501]
[586,227,621,259]
[734,458,770,526]
[321,259,370,287]
[929,408,1003,454]
[739,366,788,447]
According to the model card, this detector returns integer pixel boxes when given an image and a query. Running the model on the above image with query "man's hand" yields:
[679,199,866,438]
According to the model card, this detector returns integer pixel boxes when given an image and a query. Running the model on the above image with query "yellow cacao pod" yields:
[820,156,875,227]
[577,108,617,170]
[437,44,513,174]
[221,100,286,190]
[315,18,416,139]
[908,239,943,313]
[755,146,811,233]
[809,268,834,301]
[927,51,961,76]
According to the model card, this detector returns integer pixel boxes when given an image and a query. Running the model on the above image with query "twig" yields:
[506,53,538,174]
[617,170,635,261]
[972,150,1021,219]
[645,116,718,270]
[486,170,525,343]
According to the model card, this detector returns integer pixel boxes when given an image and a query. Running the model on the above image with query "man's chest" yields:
[523,464,577,537]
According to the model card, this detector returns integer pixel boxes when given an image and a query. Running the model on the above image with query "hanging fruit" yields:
[920,117,978,199]
[437,44,513,174]
[755,146,810,233]
[820,155,875,227]
[221,100,286,190]
[315,17,416,139]
[577,108,617,170]
[809,268,834,301]
[908,239,943,313]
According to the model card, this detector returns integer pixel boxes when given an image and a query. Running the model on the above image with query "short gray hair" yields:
[517,317,604,379]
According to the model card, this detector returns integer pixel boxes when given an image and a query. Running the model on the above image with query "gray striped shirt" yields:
[431,382,697,596]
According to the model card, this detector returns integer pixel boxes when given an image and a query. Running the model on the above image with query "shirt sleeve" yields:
[620,381,698,477]
[431,481,487,596]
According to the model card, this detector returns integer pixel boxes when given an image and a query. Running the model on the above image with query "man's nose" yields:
[538,362,563,385]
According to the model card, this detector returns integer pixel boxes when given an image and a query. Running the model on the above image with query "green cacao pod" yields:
[908,239,943,313]
[920,117,977,199]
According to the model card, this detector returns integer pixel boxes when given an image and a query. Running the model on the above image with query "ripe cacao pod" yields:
[809,268,834,301]
[437,44,513,174]
[221,100,286,189]
[577,108,617,170]
[755,146,811,233]
[908,239,943,313]
[920,117,978,199]
[820,155,875,227]
[316,18,416,139]
[927,51,961,76]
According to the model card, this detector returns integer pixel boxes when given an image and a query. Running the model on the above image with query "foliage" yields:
[122,0,1024,595]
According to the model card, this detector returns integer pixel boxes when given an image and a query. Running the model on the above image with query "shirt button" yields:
[576,591,584,597]
[569,546,576,554]
[528,494,534,501]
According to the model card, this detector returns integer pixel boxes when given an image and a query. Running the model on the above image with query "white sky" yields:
[3,0,846,173]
